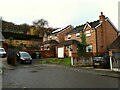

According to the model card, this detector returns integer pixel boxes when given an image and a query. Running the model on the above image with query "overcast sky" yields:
[0,0,119,29]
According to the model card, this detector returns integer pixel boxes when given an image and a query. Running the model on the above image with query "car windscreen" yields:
[20,52,30,57]
[94,57,103,61]
[0,49,5,52]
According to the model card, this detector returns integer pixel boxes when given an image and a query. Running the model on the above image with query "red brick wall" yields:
[85,26,97,54]
[96,20,118,55]
[47,26,73,43]
[58,26,73,42]
[105,20,118,47]
[41,50,55,58]
[65,33,81,42]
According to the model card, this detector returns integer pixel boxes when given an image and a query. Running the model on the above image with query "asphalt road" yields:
[2,59,119,88]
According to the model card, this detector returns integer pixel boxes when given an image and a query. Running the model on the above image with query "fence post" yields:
[110,56,113,70]
[109,50,113,70]
[71,57,74,66]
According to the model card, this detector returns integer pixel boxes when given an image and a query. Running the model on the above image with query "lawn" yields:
[39,58,71,66]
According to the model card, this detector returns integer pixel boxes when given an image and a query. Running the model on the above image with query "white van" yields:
[0,48,6,58]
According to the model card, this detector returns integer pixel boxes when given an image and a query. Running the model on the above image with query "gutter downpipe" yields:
[95,28,98,56]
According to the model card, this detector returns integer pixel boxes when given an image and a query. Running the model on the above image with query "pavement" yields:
[1,58,16,74]
[1,58,120,79]
[79,66,120,79]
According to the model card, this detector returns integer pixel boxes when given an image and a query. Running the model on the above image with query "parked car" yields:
[0,48,7,58]
[93,56,110,69]
[16,51,32,64]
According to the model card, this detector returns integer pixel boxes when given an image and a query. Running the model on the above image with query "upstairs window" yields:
[86,44,93,52]
[50,36,52,39]
[66,45,72,51]
[86,31,91,37]
[67,35,71,40]
[55,34,57,39]
[76,33,80,38]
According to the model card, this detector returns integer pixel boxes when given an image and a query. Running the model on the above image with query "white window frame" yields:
[55,34,57,39]
[86,31,91,37]
[76,33,80,38]
[86,44,93,52]
[67,35,71,40]
[50,36,52,39]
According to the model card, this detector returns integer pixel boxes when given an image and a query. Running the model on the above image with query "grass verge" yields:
[39,58,71,66]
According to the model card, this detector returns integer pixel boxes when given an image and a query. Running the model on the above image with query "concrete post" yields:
[71,57,73,66]
[110,56,113,70]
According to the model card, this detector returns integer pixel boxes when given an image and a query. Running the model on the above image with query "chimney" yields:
[99,12,105,21]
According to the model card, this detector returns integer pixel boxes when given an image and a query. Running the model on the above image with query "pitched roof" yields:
[66,20,100,35]
[108,36,120,49]
[43,40,59,45]
[88,20,100,28]
[66,24,85,35]
[57,40,80,46]
[48,25,73,35]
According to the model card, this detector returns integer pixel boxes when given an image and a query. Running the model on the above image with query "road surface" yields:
[2,59,119,88]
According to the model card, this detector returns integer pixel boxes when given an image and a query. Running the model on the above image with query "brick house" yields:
[108,35,120,70]
[47,25,73,43]
[41,25,73,51]
[108,35,120,58]
[57,12,118,58]
[40,25,73,58]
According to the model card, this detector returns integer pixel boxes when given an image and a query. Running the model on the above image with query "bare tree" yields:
[33,18,48,28]
[32,18,49,37]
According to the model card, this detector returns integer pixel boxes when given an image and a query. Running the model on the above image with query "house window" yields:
[86,44,93,52]
[66,46,69,51]
[55,34,57,39]
[76,33,80,38]
[67,35,71,40]
[47,46,50,50]
[86,30,91,37]
[66,45,71,51]
[44,45,50,50]
[50,36,52,39]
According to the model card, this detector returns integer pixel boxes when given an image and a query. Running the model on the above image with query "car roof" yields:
[0,48,4,49]
[19,51,29,53]
[95,56,103,57]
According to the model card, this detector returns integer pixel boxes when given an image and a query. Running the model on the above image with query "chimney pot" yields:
[101,12,103,15]
[99,12,105,21]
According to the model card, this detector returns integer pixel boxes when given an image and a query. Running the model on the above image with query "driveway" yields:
[2,59,119,88]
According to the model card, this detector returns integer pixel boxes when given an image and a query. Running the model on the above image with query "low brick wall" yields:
[40,50,55,58]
